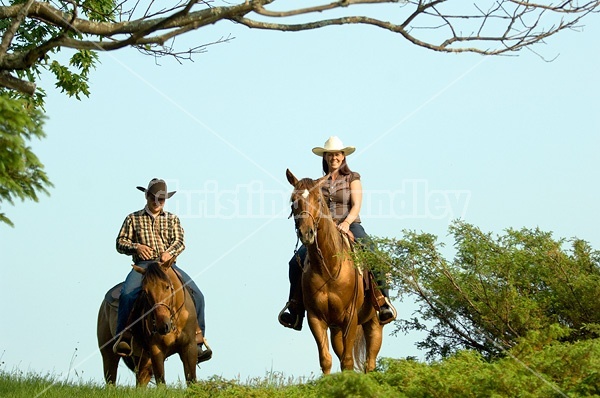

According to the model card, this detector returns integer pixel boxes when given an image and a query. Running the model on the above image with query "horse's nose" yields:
[299,228,315,245]
[158,322,171,335]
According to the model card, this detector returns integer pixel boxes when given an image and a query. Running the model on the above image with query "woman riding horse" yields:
[279,136,396,331]
[284,168,387,373]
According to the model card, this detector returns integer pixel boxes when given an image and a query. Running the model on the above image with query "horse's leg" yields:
[307,315,332,374]
[101,351,120,384]
[179,342,198,385]
[362,316,383,373]
[150,351,167,385]
[339,321,359,371]
[97,302,119,384]
[330,327,344,361]
[136,357,153,387]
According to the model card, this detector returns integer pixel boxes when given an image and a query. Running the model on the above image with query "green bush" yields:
[375,337,600,397]
[363,220,600,359]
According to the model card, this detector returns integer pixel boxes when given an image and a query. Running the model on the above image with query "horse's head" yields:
[133,261,176,335]
[287,168,328,246]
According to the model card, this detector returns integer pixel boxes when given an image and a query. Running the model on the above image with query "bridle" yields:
[143,280,185,335]
[290,187,341,281]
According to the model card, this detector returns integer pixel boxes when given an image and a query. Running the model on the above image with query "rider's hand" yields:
[136,244,154,260]
[337,221,350,234]
[160,251,173,263]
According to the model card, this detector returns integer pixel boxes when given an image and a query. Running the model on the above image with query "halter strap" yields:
[145,277,186,335]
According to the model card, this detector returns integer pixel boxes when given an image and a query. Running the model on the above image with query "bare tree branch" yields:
[0,0,35,62]
[0,0,599,95]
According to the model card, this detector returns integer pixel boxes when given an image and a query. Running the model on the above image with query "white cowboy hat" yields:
[311,136,356,157]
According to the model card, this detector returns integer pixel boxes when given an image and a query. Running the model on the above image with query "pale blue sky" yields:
[1,10,599,387]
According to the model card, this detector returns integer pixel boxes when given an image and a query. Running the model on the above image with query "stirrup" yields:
[378,297,397,325]
[197,339,213,364]
[113,331,133,357]
[278,302,303,331]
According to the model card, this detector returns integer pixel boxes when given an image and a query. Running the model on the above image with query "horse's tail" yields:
[353,324,367,372]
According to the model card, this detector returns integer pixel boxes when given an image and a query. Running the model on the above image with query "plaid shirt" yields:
[116,207,185,264]
[321,172,361,223]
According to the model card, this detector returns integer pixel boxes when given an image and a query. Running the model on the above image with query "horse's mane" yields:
[136,262,174,317]
[295,178,346,260]
[142,262,171,287]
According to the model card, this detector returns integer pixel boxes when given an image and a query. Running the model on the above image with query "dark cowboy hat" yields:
[136,178,176,199]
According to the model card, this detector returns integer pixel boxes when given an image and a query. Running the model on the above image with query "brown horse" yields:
[286,169,383,373]
[97,257,198,386]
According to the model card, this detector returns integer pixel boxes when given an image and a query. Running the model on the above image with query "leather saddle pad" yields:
[104,282,123,309]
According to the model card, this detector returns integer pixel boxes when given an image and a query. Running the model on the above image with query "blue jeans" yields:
[116,261,206,336]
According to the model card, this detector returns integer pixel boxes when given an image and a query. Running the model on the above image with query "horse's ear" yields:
[161,256,176,269]
[132,264,146,274]
[286,169,298,186]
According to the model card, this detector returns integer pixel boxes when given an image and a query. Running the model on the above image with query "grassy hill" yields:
[2,339,600,398]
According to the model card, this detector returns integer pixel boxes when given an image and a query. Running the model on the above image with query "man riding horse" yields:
[112,178,212,364]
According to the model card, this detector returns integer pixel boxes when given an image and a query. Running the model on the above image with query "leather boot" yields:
[378,297,397,325]
[195,329,212,364]
[373,277,397,325]
[281,251,305,331]
[278,300,304,331]
[113,329,133,357]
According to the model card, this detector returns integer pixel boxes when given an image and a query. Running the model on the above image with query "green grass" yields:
[3,338,600,398]
[0,370,387,398]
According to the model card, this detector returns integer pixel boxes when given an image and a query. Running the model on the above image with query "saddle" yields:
[340,232,387,312]
[104,269,191,309]
[104,282,123,309]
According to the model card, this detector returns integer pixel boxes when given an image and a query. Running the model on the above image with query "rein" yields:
[144,277,186,336]
[295,205,342,281]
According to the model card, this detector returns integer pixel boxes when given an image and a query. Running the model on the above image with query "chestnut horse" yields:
[97,257,198,386]
[286,169,383,373]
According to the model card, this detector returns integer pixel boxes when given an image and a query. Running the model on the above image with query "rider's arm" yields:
[165,214,185,258]
[343,178,363,227]
[116,215,137,255]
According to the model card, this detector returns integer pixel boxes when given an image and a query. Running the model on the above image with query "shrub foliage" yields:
[360,220,600,360]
